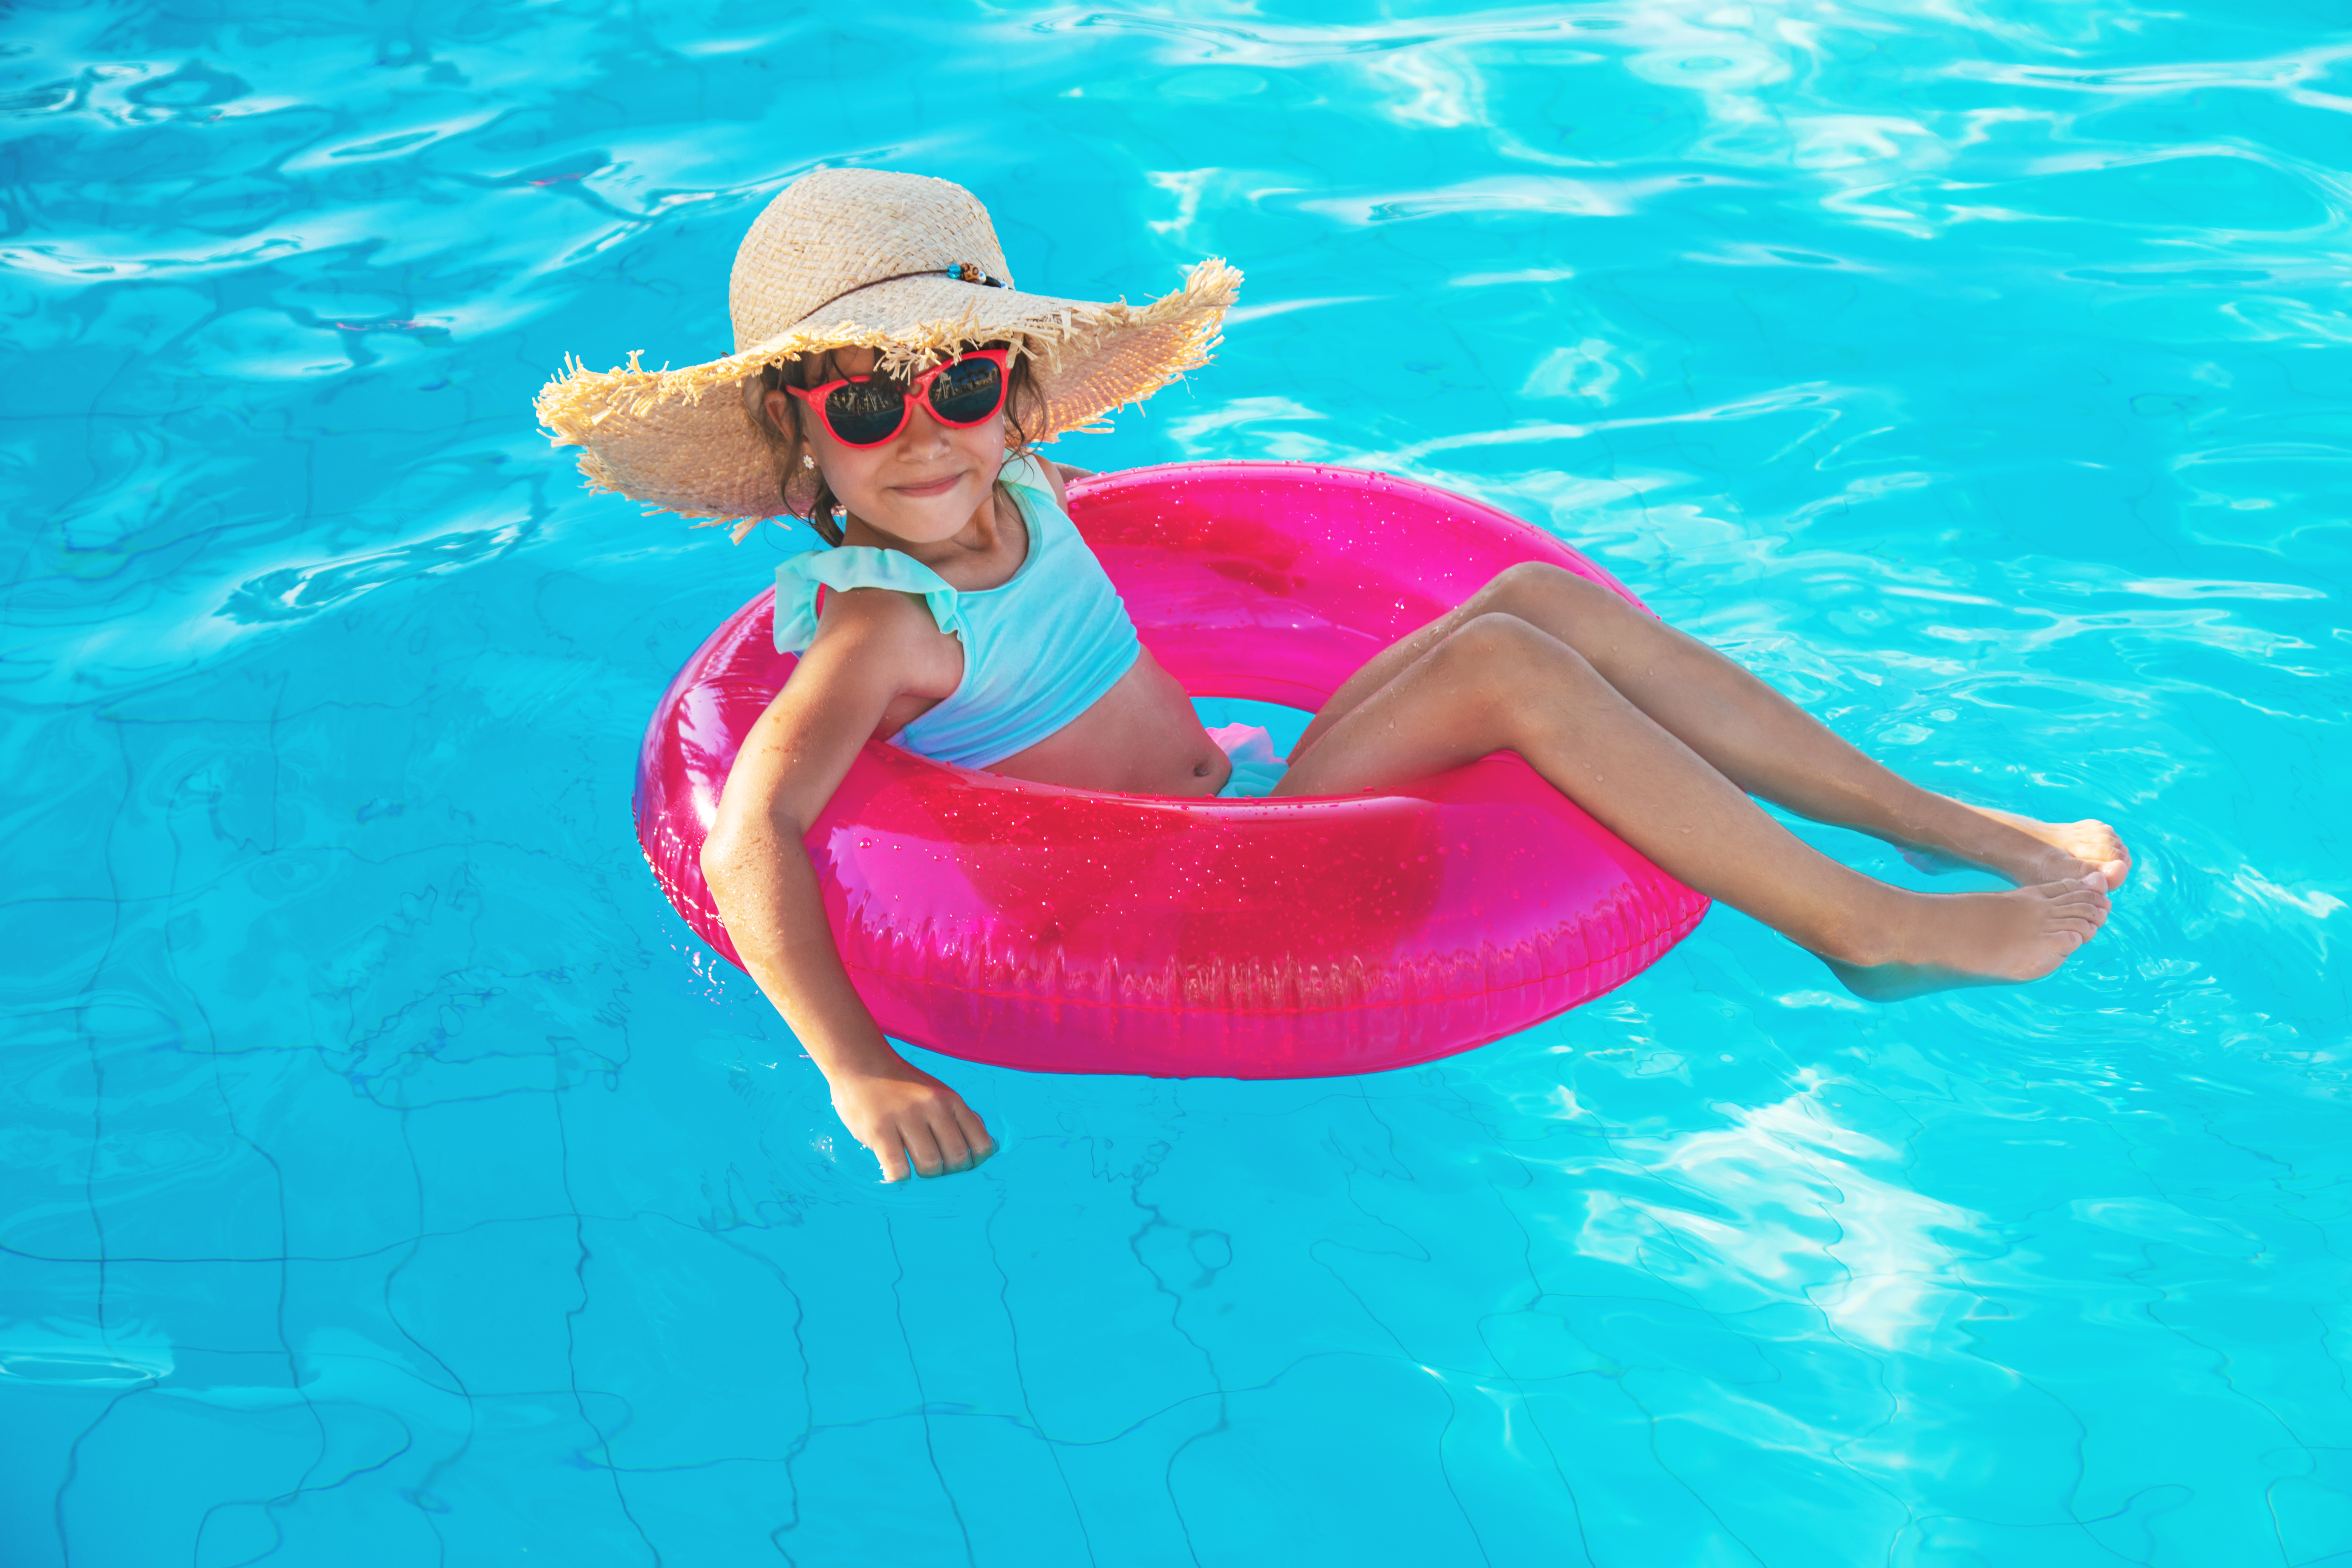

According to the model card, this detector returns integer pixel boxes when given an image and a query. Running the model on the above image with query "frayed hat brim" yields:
[534,257,1240,524]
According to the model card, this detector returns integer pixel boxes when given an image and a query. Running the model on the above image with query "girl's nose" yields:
[897,397,952,447]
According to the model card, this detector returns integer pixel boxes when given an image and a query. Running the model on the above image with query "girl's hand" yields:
[830,1061,997,1182]
[700,594,993,1185]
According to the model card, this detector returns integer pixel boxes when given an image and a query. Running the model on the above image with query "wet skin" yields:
[703,349,1233,1186]
[1271,568,2123,1000]
[701,348,2129,1181]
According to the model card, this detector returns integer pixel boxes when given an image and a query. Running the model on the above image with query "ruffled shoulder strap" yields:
[772,546,964,654]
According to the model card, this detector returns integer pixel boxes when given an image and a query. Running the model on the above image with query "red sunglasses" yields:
[784,348,1012,449]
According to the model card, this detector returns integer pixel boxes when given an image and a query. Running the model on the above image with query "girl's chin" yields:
[867,489,980,542]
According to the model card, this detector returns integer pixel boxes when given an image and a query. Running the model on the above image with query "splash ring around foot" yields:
[635,462,1710,1078]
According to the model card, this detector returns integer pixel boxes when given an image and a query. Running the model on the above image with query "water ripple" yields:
[6,0,2351,1560]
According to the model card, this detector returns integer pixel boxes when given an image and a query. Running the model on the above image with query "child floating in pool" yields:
[539,170,2128,1183]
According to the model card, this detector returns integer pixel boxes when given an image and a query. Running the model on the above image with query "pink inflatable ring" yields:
[636,462,1708,1078]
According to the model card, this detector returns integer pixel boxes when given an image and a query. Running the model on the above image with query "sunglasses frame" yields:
[784,347,1013,450]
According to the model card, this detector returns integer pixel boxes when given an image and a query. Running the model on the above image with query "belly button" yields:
[1194,760,1212,777]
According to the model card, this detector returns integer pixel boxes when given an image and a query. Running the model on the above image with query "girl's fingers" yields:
[928,1113,975,1173]
[949,1102,995,1165]
[854,1089,992,1182]
[902,1121,950,1178]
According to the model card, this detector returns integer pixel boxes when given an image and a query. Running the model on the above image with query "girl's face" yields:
[768,346,1006,547]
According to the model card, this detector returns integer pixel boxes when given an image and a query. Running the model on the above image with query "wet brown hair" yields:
[743,343,1048,546]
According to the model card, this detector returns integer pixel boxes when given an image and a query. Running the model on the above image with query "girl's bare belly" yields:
[985,650,1228,796]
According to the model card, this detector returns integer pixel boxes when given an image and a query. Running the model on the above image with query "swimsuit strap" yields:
[995,450,1056,504]
[773,454,1055,652]
[773,545,965,654]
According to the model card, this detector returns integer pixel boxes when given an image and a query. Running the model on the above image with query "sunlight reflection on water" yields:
[5,0,2351,1562]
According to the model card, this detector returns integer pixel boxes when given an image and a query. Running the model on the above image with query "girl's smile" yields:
[764,345,1009,551]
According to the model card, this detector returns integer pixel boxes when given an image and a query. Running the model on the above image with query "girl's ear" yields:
[762,387,796,438]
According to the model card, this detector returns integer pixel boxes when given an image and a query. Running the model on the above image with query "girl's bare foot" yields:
[1904,804,2131,891]
[1824,875,2111,1001]
[1963,805,2130,889]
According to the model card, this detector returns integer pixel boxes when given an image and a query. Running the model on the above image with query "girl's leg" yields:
[1276,612,2109,992]
[1294,564,2129,890]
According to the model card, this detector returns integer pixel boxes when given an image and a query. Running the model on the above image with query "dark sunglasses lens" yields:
[926,357,1004,425]
[824,381,905,445]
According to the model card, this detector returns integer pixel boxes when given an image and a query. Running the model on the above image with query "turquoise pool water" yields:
[6,0,2350,1562]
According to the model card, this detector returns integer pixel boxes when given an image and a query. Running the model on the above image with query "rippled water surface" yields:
[8,0,2352,1562]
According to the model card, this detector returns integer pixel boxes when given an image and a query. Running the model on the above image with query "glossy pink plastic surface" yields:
[635,462,1709,1078]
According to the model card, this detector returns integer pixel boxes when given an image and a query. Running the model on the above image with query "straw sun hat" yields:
[534,167,1242,528]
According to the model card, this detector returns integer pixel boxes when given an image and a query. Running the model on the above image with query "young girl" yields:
[541,169,2128,1184]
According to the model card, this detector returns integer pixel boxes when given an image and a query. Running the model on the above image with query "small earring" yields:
[801,454,815,469]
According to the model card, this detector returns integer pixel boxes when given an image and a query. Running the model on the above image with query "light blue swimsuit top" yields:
[771,453,1144,770]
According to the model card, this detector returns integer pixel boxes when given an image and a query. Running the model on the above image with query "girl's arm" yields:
[700,591,994,1182]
